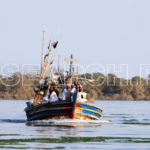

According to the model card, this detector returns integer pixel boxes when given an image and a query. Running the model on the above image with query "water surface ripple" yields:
[0,100,150,149]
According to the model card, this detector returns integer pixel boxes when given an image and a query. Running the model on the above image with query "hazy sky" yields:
[0,0,150,78]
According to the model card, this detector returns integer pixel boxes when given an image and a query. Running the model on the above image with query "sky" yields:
[0,0,150,78]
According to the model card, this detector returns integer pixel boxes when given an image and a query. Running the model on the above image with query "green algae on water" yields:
[0,136,150,145]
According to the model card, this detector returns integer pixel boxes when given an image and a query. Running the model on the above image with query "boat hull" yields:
[25,101,102,121]
[74,103,102,120]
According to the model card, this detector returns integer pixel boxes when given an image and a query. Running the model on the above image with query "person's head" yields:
[53,86,57,90]
[79,86,83,92]
[71,84,75,89]
[77,81,80,85]
[49,87,53,91]
[66,84,71,89]
[76,84,80,89]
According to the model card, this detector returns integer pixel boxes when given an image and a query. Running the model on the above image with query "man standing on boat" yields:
[62,84,71,101]
[76,86,87,103]
[70,84,76,101]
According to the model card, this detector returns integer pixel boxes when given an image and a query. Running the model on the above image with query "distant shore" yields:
[0,72,150,101]
[0,98,150,101]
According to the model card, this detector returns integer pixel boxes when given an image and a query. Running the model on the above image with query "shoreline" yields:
[1,73,150,101]
[0,98,150,101]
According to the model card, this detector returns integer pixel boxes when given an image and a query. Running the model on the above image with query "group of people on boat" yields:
[41,82,87,104]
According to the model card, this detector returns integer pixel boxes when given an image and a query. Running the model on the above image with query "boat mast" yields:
[40,30,45,79]
[58,54,61,73]
[69,54,73,75]
[76,65,79,82]
[64,54,79,84]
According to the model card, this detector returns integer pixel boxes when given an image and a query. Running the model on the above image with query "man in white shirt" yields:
[62,84,71,101]
[70,84,76,101]
[48,86,58,102]
[49,90,58,102]
[76,86,87,103]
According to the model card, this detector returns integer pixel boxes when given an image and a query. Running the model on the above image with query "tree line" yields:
[0,72,150,100]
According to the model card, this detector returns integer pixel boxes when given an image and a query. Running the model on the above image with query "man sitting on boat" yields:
[62,84,71,101]
[76,86,87,103]
[48,86,58,102]
[53,86,59,97]
[43,88,49,102]
[75,83,80,92]
[70,84,76,101]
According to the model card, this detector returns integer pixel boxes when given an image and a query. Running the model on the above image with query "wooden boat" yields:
[25,94,103,121]
[24,32,103,121]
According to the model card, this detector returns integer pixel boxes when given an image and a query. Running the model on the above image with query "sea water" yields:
[0,100,150,150]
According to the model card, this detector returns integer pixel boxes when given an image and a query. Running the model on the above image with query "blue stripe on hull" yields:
[78,103,101,113]
[82,110,100,119]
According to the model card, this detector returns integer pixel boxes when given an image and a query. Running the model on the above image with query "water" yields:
[0,100,150,150]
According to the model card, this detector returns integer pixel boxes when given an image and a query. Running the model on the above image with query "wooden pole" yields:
[76,65,79,81]
[40,30,45,79]
[58,54,61,73]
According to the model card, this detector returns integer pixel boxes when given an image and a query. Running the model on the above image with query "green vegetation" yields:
[0,134,20,136]
[0,73,37,100]
[80,73,150,100]
[0,72,150,100]
[0,136,150,144]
